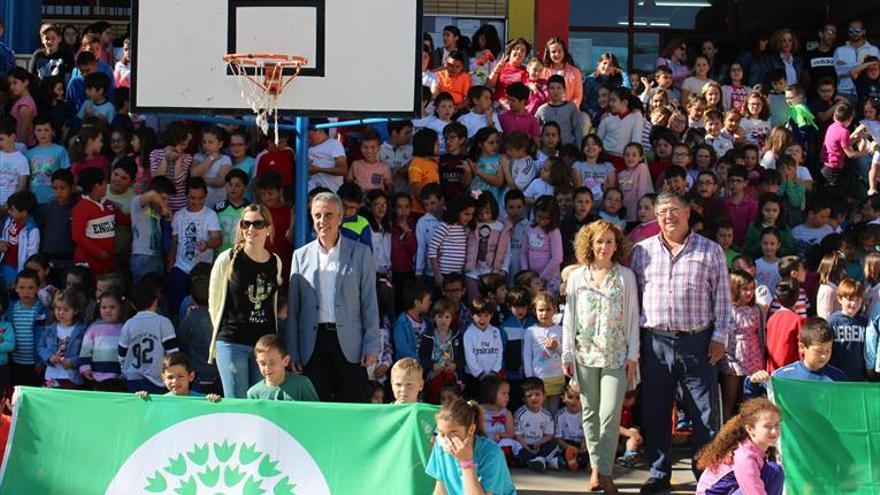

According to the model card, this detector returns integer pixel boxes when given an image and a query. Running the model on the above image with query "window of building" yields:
[568,32,629,74]
[569,0,629,28]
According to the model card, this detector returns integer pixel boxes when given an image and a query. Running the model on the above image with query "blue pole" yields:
[293,116,310,248]
[151,113,394,133]
[152,113,301,131]
[1,0,41,54]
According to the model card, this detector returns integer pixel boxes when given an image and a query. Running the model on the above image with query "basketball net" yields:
[224,53,308,145]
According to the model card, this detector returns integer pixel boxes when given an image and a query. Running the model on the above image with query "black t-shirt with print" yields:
[217,251,279,347]
[439,153,469,202]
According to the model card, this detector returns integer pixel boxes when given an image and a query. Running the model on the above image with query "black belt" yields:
[318,323,337,331]
[648,325,711,339]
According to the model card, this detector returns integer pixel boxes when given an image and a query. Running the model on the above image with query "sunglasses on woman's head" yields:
[240,220,268,229]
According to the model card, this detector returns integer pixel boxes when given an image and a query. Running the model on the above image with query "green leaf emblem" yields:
[198,465,220,487]
[144,471,167,493]
[174,476,197,495]
[224,465,247,487]
[187,444,209,466]
[164,453,188,477]
[258,455,280,478]
[273,476,296,495]
[239,443,261,465]
[243,475,266,495]
[213,440,235,462]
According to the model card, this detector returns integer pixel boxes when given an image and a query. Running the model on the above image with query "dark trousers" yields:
[90,378,128,392]
[640,328,719,480]
[10,363,41,388]
[517,442,559,462]
[167,267,191,324]
[304,327,371,403]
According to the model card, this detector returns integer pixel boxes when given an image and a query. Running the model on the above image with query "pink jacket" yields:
[520,225,563,286]
[541,64,584,109]
[465,220,511,273]
[696,440,770,495]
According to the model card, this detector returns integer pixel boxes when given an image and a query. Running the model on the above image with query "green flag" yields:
[773,377,880,494]
[0,387,438,494]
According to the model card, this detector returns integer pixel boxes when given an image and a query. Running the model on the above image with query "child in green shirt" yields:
[246,335,319,402]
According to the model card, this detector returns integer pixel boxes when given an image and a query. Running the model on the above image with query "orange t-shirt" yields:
[408,156,439,213]
[435,71,472,105]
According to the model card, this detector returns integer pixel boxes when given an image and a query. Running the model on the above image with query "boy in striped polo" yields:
[6,269,48,387]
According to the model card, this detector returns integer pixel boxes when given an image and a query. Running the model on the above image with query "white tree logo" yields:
[106,413,331,495]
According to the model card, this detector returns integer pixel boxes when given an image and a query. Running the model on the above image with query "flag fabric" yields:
[0,387,438,494]
[773,377,880,494]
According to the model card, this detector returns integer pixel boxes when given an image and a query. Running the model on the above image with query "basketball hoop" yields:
[224,53,308,144]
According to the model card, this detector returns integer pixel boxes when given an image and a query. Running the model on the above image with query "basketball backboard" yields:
[131,0,422,117]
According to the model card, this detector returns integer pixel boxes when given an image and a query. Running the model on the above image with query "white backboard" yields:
[131,0,422,117]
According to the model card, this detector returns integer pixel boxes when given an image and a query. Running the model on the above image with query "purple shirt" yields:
[821,120,851,169]
[630,232,733,344]
[724,195,759,249]
[498,110,541,141]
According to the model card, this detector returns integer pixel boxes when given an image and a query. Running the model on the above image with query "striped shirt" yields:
[79,321,124,381]
[10,303,41,365]
[630,232,733,344]
[148,149,193,213]
[427,223,468,274]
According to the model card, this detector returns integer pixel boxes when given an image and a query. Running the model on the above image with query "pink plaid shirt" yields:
[630,232,732,344]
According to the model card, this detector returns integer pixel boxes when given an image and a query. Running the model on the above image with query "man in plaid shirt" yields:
[630,191,732,494]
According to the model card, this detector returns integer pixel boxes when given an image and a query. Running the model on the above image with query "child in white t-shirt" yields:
[191,126,233,208]
[555,384,588,471]
[522,292,564,414]
[307,120,348,192]
[462,297,504,396]
[168,178,221,316]
[515,377,559,472]
[0,119,30,217]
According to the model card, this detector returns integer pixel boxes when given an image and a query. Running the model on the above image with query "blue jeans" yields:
[641,328,719,480]
[214,340,261,398]
[130,254,165,282]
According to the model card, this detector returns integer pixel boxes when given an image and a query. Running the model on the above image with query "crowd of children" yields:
[0,16,877,495]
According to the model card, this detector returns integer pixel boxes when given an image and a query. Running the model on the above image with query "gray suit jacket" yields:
[287,236,380,365]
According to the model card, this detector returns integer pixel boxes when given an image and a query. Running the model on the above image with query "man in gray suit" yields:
[287,192,380,402]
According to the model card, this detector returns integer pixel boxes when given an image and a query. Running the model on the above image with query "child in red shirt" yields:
[765,278,804,374]
[255,172,293,281]
[71,168,116,276]
[253,131,296,199]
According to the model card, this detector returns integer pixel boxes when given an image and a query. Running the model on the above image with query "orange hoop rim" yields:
[223,53,309,67]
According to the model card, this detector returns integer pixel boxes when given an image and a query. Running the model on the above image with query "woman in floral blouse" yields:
[562,220,639,494]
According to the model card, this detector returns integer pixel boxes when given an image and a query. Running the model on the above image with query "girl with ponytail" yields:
[208,203,283,398]
[427,398,515,495]
[695,398,784,495]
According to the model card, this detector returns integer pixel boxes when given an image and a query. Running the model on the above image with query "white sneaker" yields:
[527,458,546,473]
[547,457,561,470]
